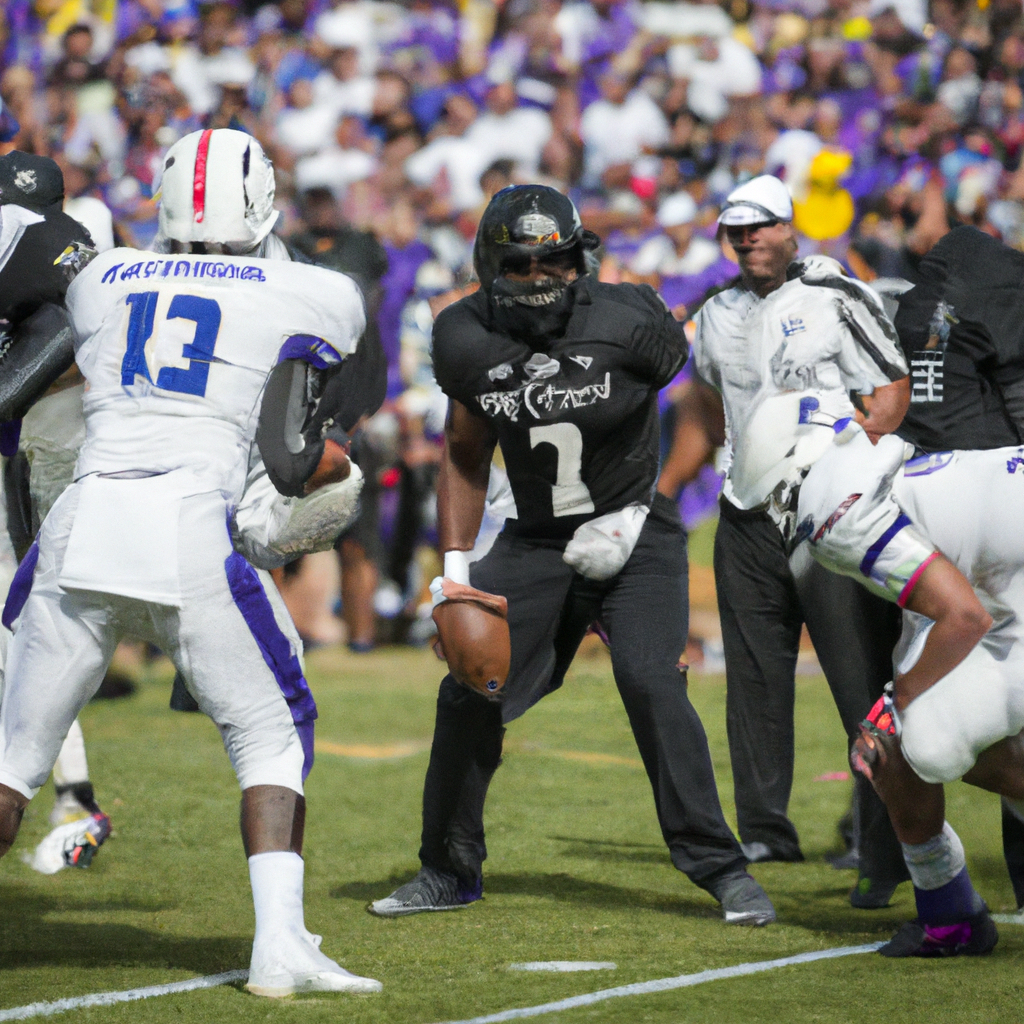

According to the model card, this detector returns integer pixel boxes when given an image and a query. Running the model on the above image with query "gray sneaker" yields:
[369,866,483,918]
[713,871,776,926]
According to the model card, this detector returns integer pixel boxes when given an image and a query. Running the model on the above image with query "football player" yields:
[694,177,1018,956]
[0,150,113,872]
[371,185,775,926]
[0,129,381,997]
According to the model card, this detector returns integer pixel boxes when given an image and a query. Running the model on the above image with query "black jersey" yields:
[0,206,94,324]
[432,278,687,538]
[895,226,1024,452]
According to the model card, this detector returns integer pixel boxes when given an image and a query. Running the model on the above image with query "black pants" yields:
[714,497,906,881]
[418,494,745,890]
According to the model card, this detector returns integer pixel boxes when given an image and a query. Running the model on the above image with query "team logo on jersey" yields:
[812,493,862,542]
[910,350,943,403]
[523,353,560,380]
[478,373,612,422]
[1007,454,1024,475]
[487,362,513,382]
[569,355,592,370]
[13,168,37,193]
[780,316,805,337]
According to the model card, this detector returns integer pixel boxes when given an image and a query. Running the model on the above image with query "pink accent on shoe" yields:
[924,921,973,947]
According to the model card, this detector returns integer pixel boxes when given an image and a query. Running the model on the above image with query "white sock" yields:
[902,821,966,891]
[53,720,89,787]
[249,851,305,939]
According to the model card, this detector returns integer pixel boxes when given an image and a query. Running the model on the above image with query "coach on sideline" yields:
[689,175,909,907]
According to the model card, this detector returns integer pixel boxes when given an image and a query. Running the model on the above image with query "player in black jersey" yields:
[370,185,774,925]
[893,225,1024,914]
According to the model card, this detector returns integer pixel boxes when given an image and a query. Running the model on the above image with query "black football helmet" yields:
[473,184,600,292]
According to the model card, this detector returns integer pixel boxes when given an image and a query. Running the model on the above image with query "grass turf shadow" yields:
[0,890,249,972]
[332,870,721,921]
[549,834,671,865]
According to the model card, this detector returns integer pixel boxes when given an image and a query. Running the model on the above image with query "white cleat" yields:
[23,813,111,875]
[246,927,382,998]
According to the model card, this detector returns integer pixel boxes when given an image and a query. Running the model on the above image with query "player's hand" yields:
[303,437,351,495]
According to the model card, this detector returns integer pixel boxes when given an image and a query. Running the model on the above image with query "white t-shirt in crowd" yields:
[580,90,670,181]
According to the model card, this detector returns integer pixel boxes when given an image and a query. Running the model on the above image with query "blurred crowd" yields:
[5,0,1024,649]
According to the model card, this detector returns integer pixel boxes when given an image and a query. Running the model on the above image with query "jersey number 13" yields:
[122,291,222,397]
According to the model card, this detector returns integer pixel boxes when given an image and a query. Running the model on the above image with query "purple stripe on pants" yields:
[223,549,317,781]
[2,539,38,629]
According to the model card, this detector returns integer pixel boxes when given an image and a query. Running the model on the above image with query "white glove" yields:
[233,461,363,569]
[562,503,649,581]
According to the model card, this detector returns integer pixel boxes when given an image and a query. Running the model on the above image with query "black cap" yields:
[0,152,65,212]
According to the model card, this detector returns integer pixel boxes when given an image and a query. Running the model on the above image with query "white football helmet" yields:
[157,128,279,253]
[730,391,851,509]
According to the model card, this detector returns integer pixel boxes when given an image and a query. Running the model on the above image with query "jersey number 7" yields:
[122,291,222,397]
[530,423,595,517]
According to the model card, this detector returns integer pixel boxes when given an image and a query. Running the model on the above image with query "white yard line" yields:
[432,944,884,1024]
[0,970,248,1021]
[0,943,886,1022]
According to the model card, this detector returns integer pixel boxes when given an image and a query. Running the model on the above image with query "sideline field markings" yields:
[316,740,430,759]
[314,740,642,767]
[992,912,1024,924]
[0,970,248,1021]
[431,943,884,1024]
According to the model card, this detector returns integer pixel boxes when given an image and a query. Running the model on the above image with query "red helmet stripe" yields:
[193,129,213,224]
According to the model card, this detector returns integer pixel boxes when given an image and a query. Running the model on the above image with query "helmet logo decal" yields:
[514,213,559,245]
[192,129,214,224]
[14,169,37,193]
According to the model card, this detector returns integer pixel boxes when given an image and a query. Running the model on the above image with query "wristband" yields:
[443,549,470,585]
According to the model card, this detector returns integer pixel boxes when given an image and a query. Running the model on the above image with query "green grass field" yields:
[1,642,1021,1024]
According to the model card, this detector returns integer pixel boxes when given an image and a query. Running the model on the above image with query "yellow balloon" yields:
[793,188,856,240]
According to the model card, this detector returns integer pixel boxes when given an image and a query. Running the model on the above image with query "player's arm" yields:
[657,376,725,499]
[894,555,992,710]
[436,399,497,576]
[853,376,910,444]
[626,286,689,387]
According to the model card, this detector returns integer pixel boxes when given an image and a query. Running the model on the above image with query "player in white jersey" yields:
[0,130,382,996]
[695,175,1023,955]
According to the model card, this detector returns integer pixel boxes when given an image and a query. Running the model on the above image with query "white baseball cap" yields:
[657,191,698,228]
[718,175,793,227]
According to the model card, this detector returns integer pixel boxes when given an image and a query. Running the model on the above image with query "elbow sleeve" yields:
[0,303,76,423]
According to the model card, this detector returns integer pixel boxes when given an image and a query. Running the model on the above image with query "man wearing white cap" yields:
[691,175,912,908]
[630,191,736,318]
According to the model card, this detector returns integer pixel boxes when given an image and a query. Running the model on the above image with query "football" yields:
[431,580,510,699]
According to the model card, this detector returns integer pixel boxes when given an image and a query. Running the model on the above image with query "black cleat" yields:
[369,866,483,917]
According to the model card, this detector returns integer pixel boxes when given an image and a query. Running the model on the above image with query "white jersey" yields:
[60,248,365,605]
[692,256,907,509]
[890,447,1024,783]
[66,248,365,500]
